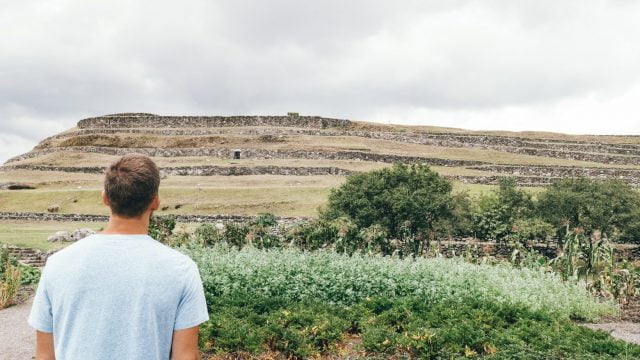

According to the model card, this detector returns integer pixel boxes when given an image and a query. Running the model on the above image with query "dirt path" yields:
[0,296,34,360]
[583,322,640,345]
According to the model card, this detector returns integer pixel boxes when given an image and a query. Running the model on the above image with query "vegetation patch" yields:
[0,247,41,309]
[182,245,636,358]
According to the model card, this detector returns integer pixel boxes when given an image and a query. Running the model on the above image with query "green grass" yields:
[0,221,104,251]
[0,179,546,216]
[0,186,332,217]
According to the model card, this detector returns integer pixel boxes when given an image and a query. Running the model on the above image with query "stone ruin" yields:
[47,228,96,242]
[77,113,351,129]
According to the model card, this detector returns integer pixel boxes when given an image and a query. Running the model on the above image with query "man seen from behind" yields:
[28,154,209,360]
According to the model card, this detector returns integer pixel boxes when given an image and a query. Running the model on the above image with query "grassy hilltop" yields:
[2,113,640,218]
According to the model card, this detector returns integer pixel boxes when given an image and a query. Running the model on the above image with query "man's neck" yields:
[101,213,150,235]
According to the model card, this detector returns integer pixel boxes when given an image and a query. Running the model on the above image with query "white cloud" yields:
[1,0,640,163]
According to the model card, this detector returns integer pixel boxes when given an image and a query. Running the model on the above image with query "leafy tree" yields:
[436,191,474,237]
[470,178,534,241]
[537,178,640,242]
[471,193,512,240]
[322,163,454,243]
[495,178,534,219]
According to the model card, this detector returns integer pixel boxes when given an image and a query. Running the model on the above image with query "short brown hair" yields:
[104,154,160,217]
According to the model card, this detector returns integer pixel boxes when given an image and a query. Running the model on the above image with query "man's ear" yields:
[150,195,160,212]
[102,190,110,206]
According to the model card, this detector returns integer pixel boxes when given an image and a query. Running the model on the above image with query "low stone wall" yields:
[4,146,488,167]
[435,240,558,258]
[471,165,640,183]
[448,175,556,187]
[493,146,640,166]
[162,165,352,176]
[435,240,640,260]
[5,159,640,188]
[450,175,640,187]
[0,212,308,224]
[0,164,353,177]
[4,232,640,263]
[3,163,627,187]
[77,114,351,129]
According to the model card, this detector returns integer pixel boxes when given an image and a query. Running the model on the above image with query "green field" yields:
[0,221,104,251]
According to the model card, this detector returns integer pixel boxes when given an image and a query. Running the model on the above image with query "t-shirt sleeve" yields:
[174,261,209,330]
[27,266,53,333]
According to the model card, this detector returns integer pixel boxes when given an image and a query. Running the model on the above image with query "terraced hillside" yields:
[2,113,640,223]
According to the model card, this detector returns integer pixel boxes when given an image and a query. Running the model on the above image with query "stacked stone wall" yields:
[0,164,622,187]
[434,241,640,260]
[5,146,488,167]
[1,244,50,267]
[0,212,307,224]
[0,164,353,176]
[77,115,351,129]
[471,165,640,179]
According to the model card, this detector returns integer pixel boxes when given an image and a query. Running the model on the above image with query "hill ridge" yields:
[2,113,640,217]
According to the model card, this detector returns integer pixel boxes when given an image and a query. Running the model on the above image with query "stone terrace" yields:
[4,112,640,191]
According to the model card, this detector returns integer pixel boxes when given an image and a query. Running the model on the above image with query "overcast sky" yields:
[1,0,640,163]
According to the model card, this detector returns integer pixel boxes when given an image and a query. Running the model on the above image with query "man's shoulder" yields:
[46,234,195,269]
[46,235,93,263]
[149,239,197,267]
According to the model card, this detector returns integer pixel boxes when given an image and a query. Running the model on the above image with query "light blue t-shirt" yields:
[28,234,209,360]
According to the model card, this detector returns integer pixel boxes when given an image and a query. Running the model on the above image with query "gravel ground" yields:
[583,322,640,345]
[0,295,34,360]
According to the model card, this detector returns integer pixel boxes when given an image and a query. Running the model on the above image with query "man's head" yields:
[103,154,161,218]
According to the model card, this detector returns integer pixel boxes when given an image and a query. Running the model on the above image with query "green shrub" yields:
[441,190,474,237]
[199,311,265,354]
[472,192,513,240]
[18,264,41,286]
[193,223,221,246]
[250,213,278,227]
[222,223,250,248]
[148,215,176,243]
[1,248,38,287]
[508,218,556,243]
[195,296,639,359]
[471,178,534,241]
[360,299,640,359]
[285,219,340,251]
[248,230,281,250]
[537,178,640,242]
[265,304,349,358]
[322,163,453,245]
